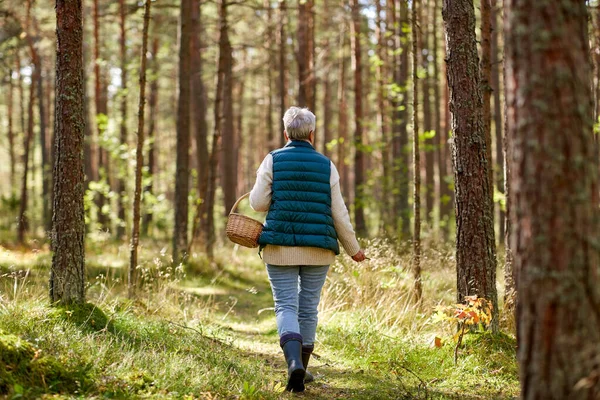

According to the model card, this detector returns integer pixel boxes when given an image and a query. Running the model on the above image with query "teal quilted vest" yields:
[258,140,340,255]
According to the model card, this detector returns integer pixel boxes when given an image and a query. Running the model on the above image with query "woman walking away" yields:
[250,107,366,392]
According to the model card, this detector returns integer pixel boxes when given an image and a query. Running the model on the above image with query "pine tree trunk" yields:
[322,52,331,158]
[265,0,275,151]
[351,0,367,237]
[142,36,159,237]
[17,60,36,244]
[129,0,151,298]
[297,0,315,111]
[506,1,600,397]
[173,0,193,264]
[393,0,411,239]
[37,61,51,233]
[480,0,494,227]
[93,0,108,229]
[116,0,128,240]
[421,1,434,227]
[190,0,208,244]
[442,0,498,330]
[375,0,391,234]
[278,0,287,147]
[51,0,86,305]
[441,35,454,238]
[433,0,445,239]
[412,0,422,302]
[491,0,504,242]
[204,0,229,258]
[220,30,236,217]
[337,24,350,202]
[7,67,16,196]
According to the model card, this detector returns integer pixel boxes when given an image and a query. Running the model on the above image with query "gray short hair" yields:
[283,107,315,140]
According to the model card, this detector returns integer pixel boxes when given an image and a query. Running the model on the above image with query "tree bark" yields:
[7,66,16,196]
[93,0,109,229]
[392,0,411,239]
[412,0,422,302]
[351,0,367,237]
[491,0,504,241]
[173,0,193,264]
[480,0,494,229]
[265,0,275,151]
[433,0,445,239]
[421,0,434,227]
[297,0,315,111]
[129,0,151,298]
[51,0,86,305]
[278,0,287,147]
[506,1,600,398]
[204,0,229,258]
[191,0,209,244]
[337,23,350,202]
[442,0,498,330]
[142,36,159,237]
[375,0,391,233]
[116,0,128,239]
[17,56,36,244]
[219,8,236,220]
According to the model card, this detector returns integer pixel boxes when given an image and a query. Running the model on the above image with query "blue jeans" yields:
[266,264,330,346]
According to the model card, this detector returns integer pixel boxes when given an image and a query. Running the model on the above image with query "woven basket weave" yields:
[226,192,263,248]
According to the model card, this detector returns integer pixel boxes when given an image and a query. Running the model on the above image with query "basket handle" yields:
[229,192,251,216]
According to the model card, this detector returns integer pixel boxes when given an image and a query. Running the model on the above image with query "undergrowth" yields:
[0,238,519,399]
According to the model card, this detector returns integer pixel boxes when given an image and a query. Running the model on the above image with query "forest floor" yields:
[0,237,519,399]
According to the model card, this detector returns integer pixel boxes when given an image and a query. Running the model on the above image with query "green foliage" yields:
[0,241,519,399]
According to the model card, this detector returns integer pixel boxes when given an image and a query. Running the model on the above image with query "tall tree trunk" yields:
[220,29,236,217]
[7,67,16,196]
[393,0,411,239]
[129,0,151,298]
[93,0,108,229]
[421,0,434,227]
[17,61,36,244]
[322,50,332,158]
[297,0,315,111]
[351,0,367,237]
[265,0,275,151]
[480,0,494,228]
[442,0,498,330]
[142,36,159,237]
[337,24,350,202]
[595,5,600,123]
[116,0,128,239]
[51,0,86,305]
[190,0,208,244]
[37,61,51,233]
[491,0,504,242]
[278,0,287,147]
[375,0,391,233]
[204,0,229,258]
[506,1,600,397]
[441,31,453,238]
[173,0,193,264]
[412,0,422,302]
[433,0,445,239]
[16,51,25,145]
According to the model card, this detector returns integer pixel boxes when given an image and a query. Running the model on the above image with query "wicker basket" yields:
[226,192,263,248]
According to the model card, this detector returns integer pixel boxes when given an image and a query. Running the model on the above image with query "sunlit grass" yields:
[0,238,518,399]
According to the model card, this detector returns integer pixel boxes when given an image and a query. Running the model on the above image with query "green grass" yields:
[0,239,519,399]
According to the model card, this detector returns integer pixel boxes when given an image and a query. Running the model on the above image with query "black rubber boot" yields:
[302,345,314,383]
[281,334,305,392]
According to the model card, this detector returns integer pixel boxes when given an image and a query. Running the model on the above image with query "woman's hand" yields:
[351,249,367,262]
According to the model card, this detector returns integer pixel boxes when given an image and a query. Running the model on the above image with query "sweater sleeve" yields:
[330,161,361,256]
[249,154,273,212]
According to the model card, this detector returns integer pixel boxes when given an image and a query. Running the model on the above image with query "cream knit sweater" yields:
[249,153,361,266]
